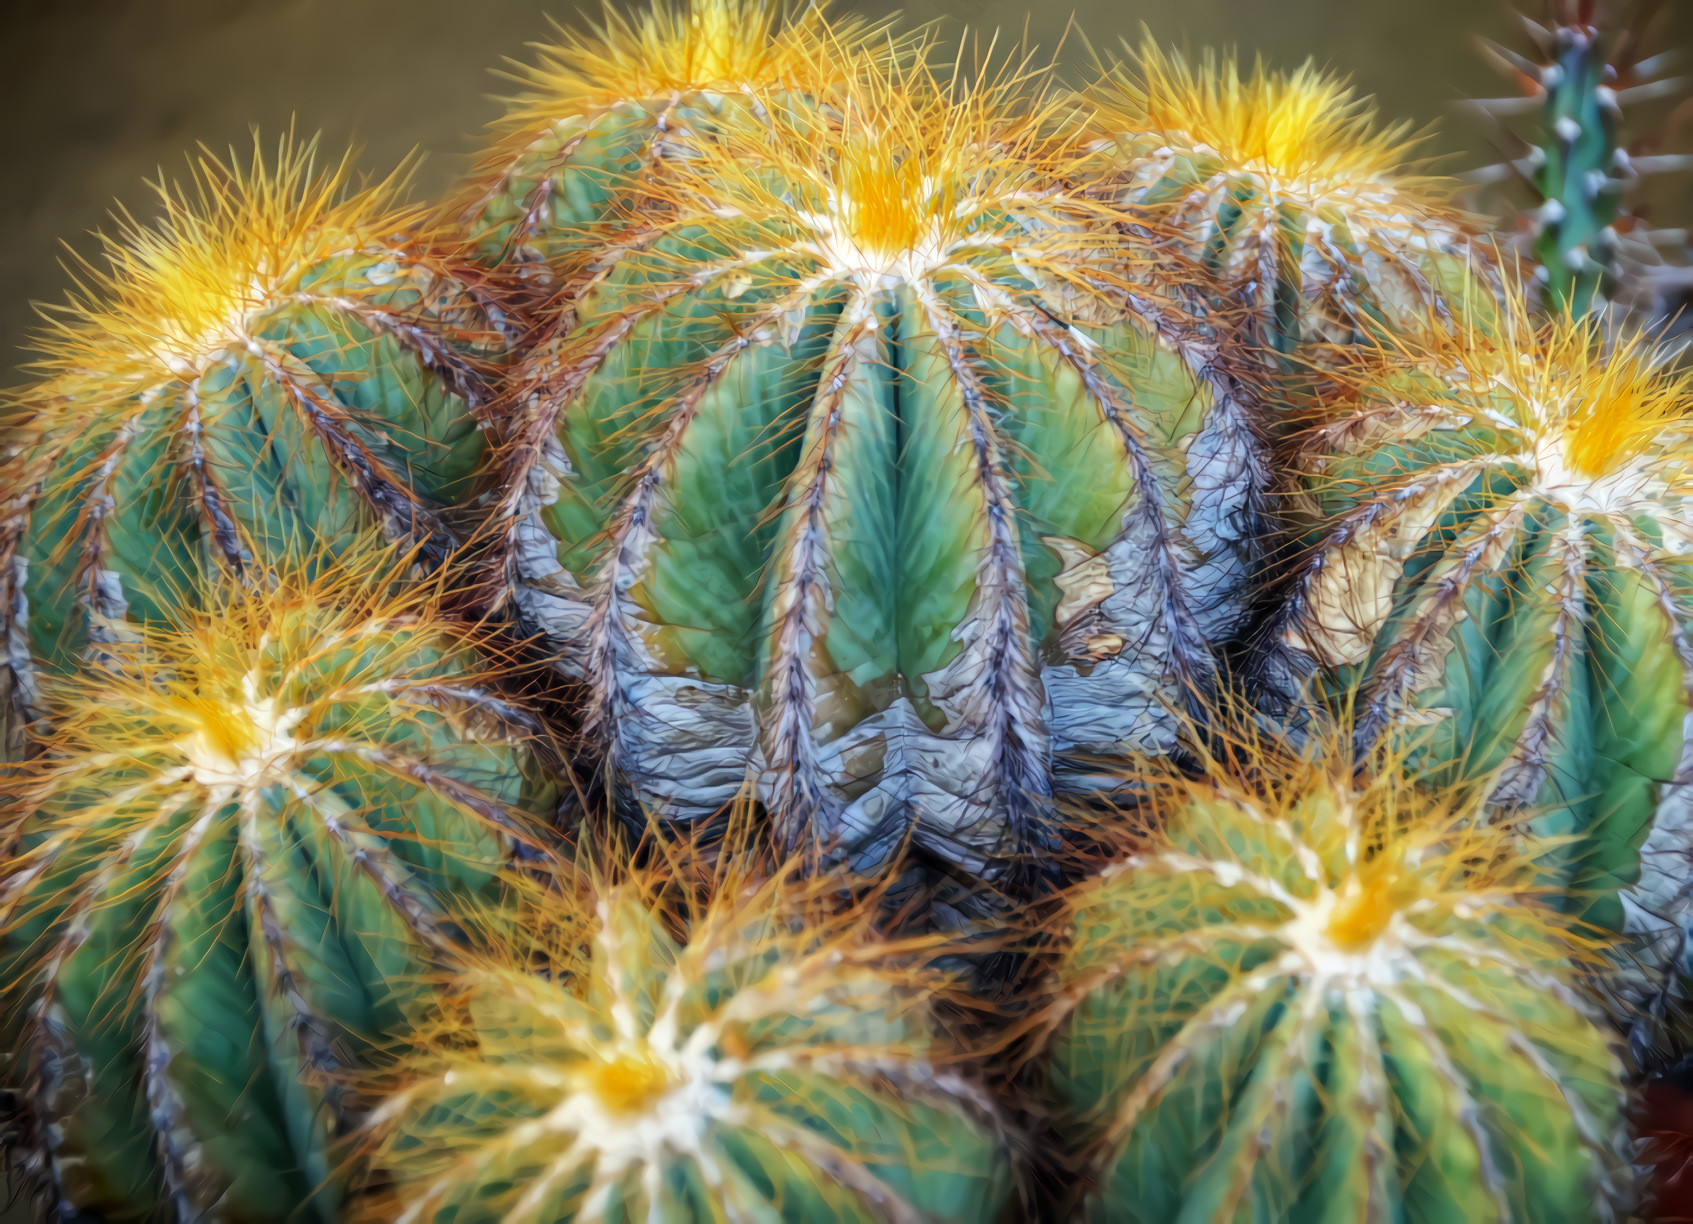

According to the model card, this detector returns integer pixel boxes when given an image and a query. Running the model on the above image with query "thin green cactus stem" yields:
[1532,15,1624,316]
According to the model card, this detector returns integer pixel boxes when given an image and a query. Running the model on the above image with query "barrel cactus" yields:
[1254,295,1693,932]
[1038,740,1628,1222]
[0,138,501,751]
[1080,41,1496,358]
[357,870,1015,1223]
[0,554,556,1222]
[455,0,895,275]
[494,54,1268,875]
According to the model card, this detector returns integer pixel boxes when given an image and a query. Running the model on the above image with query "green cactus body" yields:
[455,0,891,275]
[0,563,554,1222]
[1084,44,1495,360]
[360,875,1013,1224]
[1042,756,1627,1222]
[1254,305,1693,932]
[493,62,1267,872]
[0,142,500,751]
[1477,7,1627,318]
[1470,4,1692,320]
[1530,16,1623,316]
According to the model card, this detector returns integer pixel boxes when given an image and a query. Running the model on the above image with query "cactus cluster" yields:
[1,0,1690,1220]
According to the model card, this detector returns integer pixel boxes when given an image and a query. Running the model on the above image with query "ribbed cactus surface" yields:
[0,141,500,752]
[360,872,1013,1223]
[1040,746,1627,1222]
[496,56,1266,874]
[0,558,553,1222]
[1082,43,1495,357]
[1256,299,1693,931]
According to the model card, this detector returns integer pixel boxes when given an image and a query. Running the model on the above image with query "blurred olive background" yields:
[1,0,1688,377]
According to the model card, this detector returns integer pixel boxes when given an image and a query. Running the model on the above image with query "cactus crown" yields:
[1306,291,1693,521]
[643,53,1077,287]
[1090,40,1426,191]
[32,136,419,386]
[11,547,534,840]
[1288,290,1693,640]
[1064,736,1569,993]
[1475,306,1689,482]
